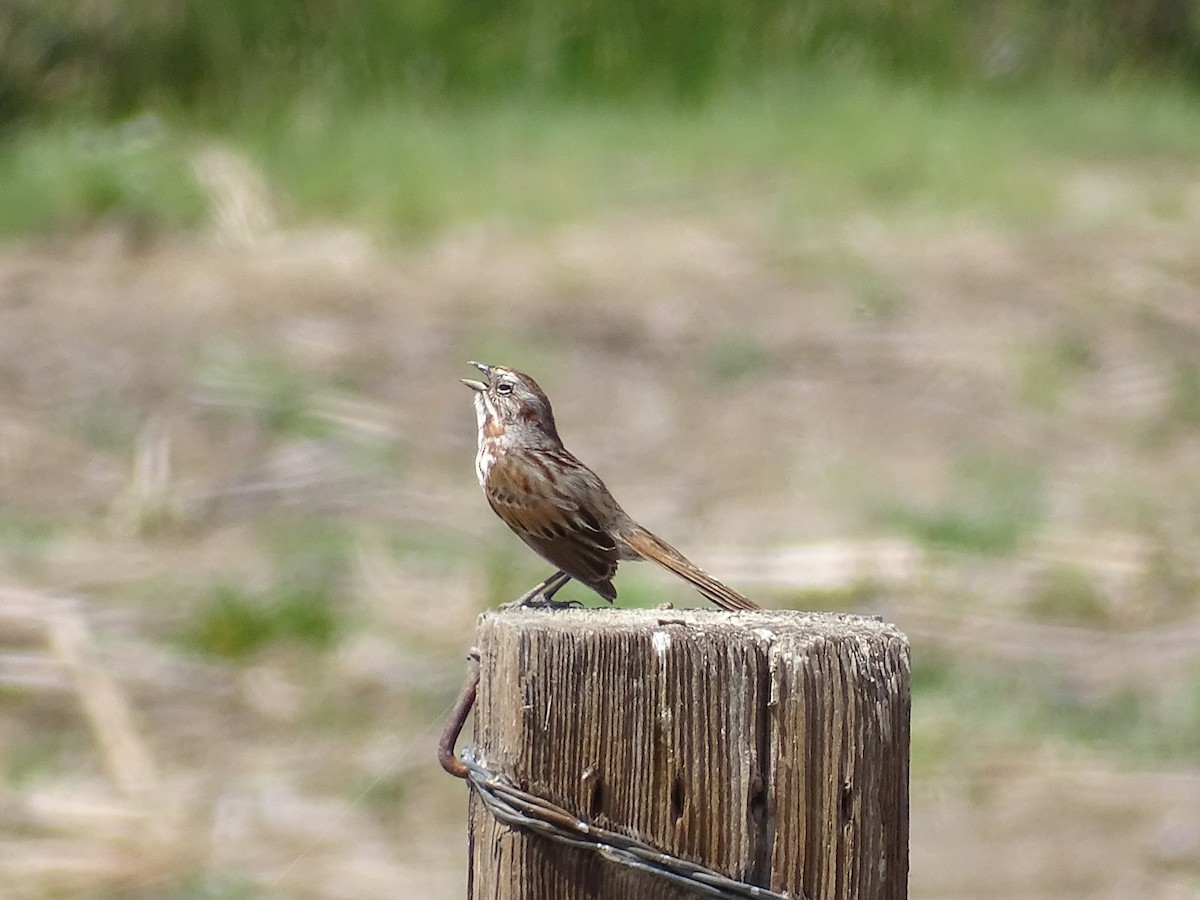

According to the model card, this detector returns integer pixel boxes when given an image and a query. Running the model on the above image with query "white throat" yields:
[473,393,495,487]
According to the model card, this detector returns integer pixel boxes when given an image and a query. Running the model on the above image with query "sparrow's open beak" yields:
[460,360,492,392]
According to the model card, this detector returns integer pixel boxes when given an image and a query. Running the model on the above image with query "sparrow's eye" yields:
[495,382,514,395]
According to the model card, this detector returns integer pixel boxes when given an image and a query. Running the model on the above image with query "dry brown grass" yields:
[1,180,1199,897]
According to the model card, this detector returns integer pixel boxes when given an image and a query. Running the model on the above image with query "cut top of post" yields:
[468,608,910,900]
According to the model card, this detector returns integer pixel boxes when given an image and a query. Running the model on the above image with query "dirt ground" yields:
[1,186,1198,897]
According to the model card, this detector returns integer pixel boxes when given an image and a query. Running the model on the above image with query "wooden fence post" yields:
[467,608,910,900]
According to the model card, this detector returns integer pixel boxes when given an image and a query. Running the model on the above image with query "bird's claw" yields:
[501,593,583,611]
[529,596,584,610]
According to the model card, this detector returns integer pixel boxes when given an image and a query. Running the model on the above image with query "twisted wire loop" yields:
[441,654,796,899]
[462,748,794,899]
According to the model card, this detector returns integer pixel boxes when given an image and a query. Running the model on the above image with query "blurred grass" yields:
[0,118,206,235]
[176,520,351,659]
[1016,327,1099,412]
[1,77,1199,240]
[196,352,332,438]
[180,581,338,660]
[3,0,1197,127]
[1,4,1197,239]
[880,453,1044,556]
[912,653,1200,772]
[254,82,1200,236]
[1025,564,1110,625]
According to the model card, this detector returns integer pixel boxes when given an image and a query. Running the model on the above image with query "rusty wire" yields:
[440,653,795,900]
[437,648,479,779]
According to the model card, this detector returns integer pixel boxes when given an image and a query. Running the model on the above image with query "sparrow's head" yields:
[461,362,560,446]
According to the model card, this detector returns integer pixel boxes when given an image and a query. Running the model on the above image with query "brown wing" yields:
[486,451,619,600]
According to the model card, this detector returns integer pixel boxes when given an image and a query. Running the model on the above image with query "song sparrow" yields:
[461,361,759,611]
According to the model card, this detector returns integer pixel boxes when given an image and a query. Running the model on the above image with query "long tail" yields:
[622,526,761,611]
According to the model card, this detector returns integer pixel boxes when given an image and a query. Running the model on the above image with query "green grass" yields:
[178,521,350,660]
[2,76,1199,240]
[881,452,1044,556]
[181,582,338,660]
[1016,327,1099,412]
[261,519,354,584]
[195,350,333,439]
[0,118,206,236]
[3,727,96,787]
[0,516,56,576]
[703,332,775,383]
[8,1,1198,126]
[1025,564,1109,625]
[912,653,1200,772]
[243,79,1200,238]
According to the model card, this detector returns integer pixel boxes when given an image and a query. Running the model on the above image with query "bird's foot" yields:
[530,594,584,610]
[500,572,576,610]
[501,592,583,611]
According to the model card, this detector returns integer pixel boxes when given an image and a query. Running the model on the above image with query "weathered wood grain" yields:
[468,609,909,900]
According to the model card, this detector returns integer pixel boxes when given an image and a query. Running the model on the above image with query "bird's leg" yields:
[502,570,580,609]
[539,572,571,603]
[523,571,581,608]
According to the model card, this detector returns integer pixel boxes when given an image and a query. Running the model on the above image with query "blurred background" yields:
[1,1,1199,897]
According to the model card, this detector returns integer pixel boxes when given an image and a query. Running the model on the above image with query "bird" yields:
[461,361,760,611]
